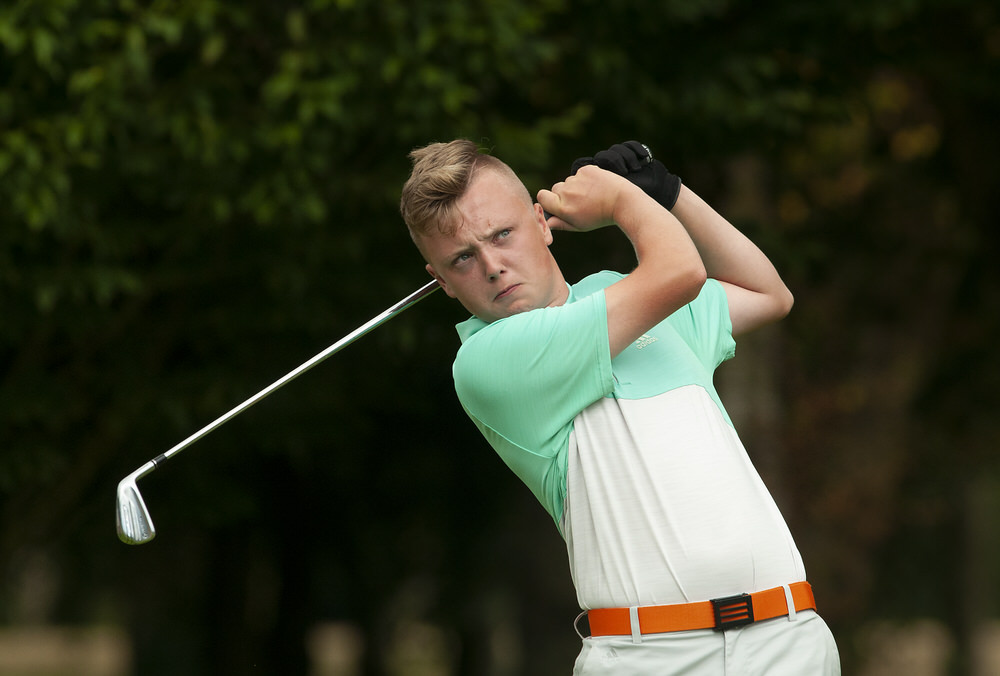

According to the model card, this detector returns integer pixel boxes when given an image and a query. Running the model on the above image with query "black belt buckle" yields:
[711,593,754,631]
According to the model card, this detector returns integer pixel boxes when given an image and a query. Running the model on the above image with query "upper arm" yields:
[719,281,794,336]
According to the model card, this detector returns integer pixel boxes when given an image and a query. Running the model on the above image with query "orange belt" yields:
[585,581,817,636]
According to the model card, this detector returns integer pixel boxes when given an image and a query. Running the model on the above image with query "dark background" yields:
[2,0,999,673]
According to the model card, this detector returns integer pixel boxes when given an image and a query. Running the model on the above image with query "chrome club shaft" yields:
[116,280,439,545]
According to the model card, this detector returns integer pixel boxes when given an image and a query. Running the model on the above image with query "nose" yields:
[481,250,505,281]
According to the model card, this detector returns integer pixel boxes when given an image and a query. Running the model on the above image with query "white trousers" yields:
[572,610,841,675]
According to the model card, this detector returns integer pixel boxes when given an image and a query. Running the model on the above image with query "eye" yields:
[495,228,511,241]
[452,252,472,266]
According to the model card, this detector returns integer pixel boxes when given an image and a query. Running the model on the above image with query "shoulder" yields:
[682,278,729,314]
[454,290,612,402]
[571,270,626,299]
[457,289,607,363]
[670,278,731,326]
[664,278,735,367]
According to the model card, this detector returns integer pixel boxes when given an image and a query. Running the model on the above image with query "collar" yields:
[455,283,577,344]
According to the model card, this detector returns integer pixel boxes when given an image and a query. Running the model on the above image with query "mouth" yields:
[494,284,520,301]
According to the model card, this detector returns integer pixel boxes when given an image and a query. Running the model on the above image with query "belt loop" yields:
[629,606,642,644]
[782,584,797,622]
[574,611,588,640]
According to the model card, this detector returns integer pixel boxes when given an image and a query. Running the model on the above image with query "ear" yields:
[534,202,553,246]
[425,264,456,298]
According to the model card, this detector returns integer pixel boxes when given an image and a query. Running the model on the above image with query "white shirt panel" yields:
[564,385,806,610]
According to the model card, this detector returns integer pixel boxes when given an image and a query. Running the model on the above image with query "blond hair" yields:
[400,140,530,239]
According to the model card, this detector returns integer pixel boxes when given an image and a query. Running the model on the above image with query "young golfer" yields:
[400,140,841,674]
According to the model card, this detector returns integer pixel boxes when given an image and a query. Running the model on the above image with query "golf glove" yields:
[571,141,682,210]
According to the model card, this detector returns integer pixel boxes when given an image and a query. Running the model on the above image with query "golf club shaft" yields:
[142,280,440,477]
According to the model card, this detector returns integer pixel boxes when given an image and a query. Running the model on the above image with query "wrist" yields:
[669,184,691,213]
[610,180,651,226]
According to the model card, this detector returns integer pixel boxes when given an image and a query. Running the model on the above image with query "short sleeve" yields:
[666,278,736,370]
[453,290,615,457]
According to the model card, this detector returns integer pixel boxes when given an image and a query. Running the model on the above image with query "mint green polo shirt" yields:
[453,272,735,531]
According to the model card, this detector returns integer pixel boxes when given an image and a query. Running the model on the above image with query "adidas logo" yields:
[634,334,658,350]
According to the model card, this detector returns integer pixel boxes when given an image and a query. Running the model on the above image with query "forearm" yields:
[670,187,776,290]
[544,169,704,284]
[669,185,793,333]
[614,183,701,269]
[604,183,707,355]
[538,167,706,355]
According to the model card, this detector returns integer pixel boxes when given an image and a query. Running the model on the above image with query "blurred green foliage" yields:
[1,0,998,673]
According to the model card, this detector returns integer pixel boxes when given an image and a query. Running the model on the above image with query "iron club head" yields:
[116,473,156,545]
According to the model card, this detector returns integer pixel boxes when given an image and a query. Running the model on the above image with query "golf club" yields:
[116,279,440,545]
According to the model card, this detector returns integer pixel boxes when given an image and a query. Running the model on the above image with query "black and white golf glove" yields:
[571,141,682,210]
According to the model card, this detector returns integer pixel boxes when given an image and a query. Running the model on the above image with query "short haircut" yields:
[400,139,530,240]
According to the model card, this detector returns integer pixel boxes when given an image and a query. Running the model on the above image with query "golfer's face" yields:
[421,169,567,323]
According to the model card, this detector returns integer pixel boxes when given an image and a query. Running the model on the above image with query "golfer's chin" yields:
[468,299,537,324]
